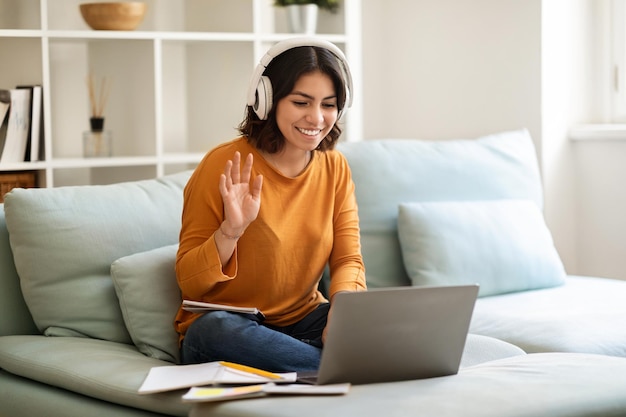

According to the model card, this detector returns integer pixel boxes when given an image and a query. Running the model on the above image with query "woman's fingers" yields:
[241,153,254,184]
[221,153,258,201]
[222,159,233,189]
[219,173,228,197]
[231,151,241,184]
[251,174,263,199]
[224,152,256,186]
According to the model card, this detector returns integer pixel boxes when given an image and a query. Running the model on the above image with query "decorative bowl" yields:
[80,2,147,31]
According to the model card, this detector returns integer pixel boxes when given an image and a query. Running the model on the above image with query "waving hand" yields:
[218,152,263,239]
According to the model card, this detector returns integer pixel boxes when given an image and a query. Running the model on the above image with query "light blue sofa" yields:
[2,129,626,417]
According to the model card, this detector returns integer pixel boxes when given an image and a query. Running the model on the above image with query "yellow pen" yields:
[219,361,283,380]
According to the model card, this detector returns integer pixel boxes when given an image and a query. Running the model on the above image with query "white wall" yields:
[359,0,618,279]
[361,0,541,142]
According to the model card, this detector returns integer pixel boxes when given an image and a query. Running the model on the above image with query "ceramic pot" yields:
[286,4,318,34]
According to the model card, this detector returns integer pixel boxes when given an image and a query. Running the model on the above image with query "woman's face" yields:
[275,71,338,153]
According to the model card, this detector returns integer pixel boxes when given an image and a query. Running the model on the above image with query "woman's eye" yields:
[292,101,308,106]
[323,103,337,109]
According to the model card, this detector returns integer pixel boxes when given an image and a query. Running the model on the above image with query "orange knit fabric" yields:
[175,137,366,341]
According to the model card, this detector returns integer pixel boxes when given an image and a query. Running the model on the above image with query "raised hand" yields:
[218,152,263,238]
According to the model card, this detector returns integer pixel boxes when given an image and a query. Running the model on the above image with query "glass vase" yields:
[83,130,112,158]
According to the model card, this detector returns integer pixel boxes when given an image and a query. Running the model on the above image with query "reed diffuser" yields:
[84,74,112,157]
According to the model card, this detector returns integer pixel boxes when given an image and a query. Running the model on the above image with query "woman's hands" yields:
[218,151,263,239]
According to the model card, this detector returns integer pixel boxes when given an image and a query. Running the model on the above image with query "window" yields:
[612,0,626,122]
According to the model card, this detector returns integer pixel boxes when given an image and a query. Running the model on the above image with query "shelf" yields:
[0,161,47,171]
[0,29,349,43]
[44,30,257,42]
[0,154,203,171]
[46,153,205,169]
[0,29,43,38]
[49,156,159,169]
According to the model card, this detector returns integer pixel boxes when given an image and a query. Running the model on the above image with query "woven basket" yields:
[0,171,37,203]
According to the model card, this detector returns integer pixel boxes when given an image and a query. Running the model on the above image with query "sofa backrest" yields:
[0,206,38,337]
[3,171,192,343]
[336,129,544,289]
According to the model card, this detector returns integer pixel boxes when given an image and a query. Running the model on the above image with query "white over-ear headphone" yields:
[246,37,354,121]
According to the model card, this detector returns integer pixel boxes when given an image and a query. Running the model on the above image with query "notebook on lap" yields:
[300,284,479,385]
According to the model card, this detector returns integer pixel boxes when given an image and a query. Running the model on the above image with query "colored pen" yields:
[219,361,283,380]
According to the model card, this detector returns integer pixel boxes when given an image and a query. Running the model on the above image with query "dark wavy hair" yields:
[238,46,348,153]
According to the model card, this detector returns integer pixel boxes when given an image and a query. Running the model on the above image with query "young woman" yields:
[175,38,366,373]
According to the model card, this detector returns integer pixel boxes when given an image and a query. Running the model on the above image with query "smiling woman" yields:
[174,38,366,374]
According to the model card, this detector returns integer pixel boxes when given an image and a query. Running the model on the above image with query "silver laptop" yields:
[309,284,479,385]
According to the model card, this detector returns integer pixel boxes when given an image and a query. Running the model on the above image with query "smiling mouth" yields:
[297,127,322,136]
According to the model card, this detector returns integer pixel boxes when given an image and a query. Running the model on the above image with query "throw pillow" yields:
[397,200,566,297]
[111,244,181,363]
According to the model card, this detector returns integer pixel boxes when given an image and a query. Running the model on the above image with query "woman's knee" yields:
[187,311,253,338]
[182,312,256,364]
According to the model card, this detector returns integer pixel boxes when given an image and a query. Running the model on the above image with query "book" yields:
[182,299,265,320]
[17,85,43,162]
[0,90,10,156]
[181,382,351,403]
[0,90,9,127]
[182,384,266,402]
[138,361,297,394]
[0,88,31,164]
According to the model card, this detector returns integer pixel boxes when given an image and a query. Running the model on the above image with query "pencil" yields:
[219,361,283,380]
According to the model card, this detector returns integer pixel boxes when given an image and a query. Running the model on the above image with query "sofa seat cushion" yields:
[0,335,189,417]
[190,353,626,417]
[471,276,626,356]
[3,171,191,343]
[398,199,566,296]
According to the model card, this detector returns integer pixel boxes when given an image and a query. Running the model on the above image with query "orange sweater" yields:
[175,137,366,340]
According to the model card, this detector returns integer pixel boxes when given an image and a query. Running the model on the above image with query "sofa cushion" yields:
[397,199,566,296]
[471,275,626,356]
[337,129,543,289]
[111,244,181,363]
[3,171,192,343]
[0,207,38,337]
[0,335,189,416]
[189,353,626,417]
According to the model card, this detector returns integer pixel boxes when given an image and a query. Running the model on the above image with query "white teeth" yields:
[298,128,321,136]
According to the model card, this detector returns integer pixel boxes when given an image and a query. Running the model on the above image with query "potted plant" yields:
[274,0,340,34]
[274,0,340,13]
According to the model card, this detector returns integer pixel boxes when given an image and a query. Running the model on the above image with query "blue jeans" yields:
[181,303,329,372]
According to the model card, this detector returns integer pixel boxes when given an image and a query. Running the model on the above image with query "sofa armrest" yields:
[0,206,38,336]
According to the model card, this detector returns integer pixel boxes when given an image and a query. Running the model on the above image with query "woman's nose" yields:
[306,106,324,124]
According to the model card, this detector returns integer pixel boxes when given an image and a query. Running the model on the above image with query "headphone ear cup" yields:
[254,75,273,120]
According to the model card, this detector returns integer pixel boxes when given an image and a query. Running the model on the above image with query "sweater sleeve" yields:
[327,153,367,298]
[176,146,237,300]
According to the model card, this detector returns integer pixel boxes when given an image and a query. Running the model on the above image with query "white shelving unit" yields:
[0,0,362,187]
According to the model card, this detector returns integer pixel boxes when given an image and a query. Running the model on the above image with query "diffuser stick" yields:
[86,73,112,118]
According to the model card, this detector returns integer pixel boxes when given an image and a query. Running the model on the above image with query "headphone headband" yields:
[246,37,353,120]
